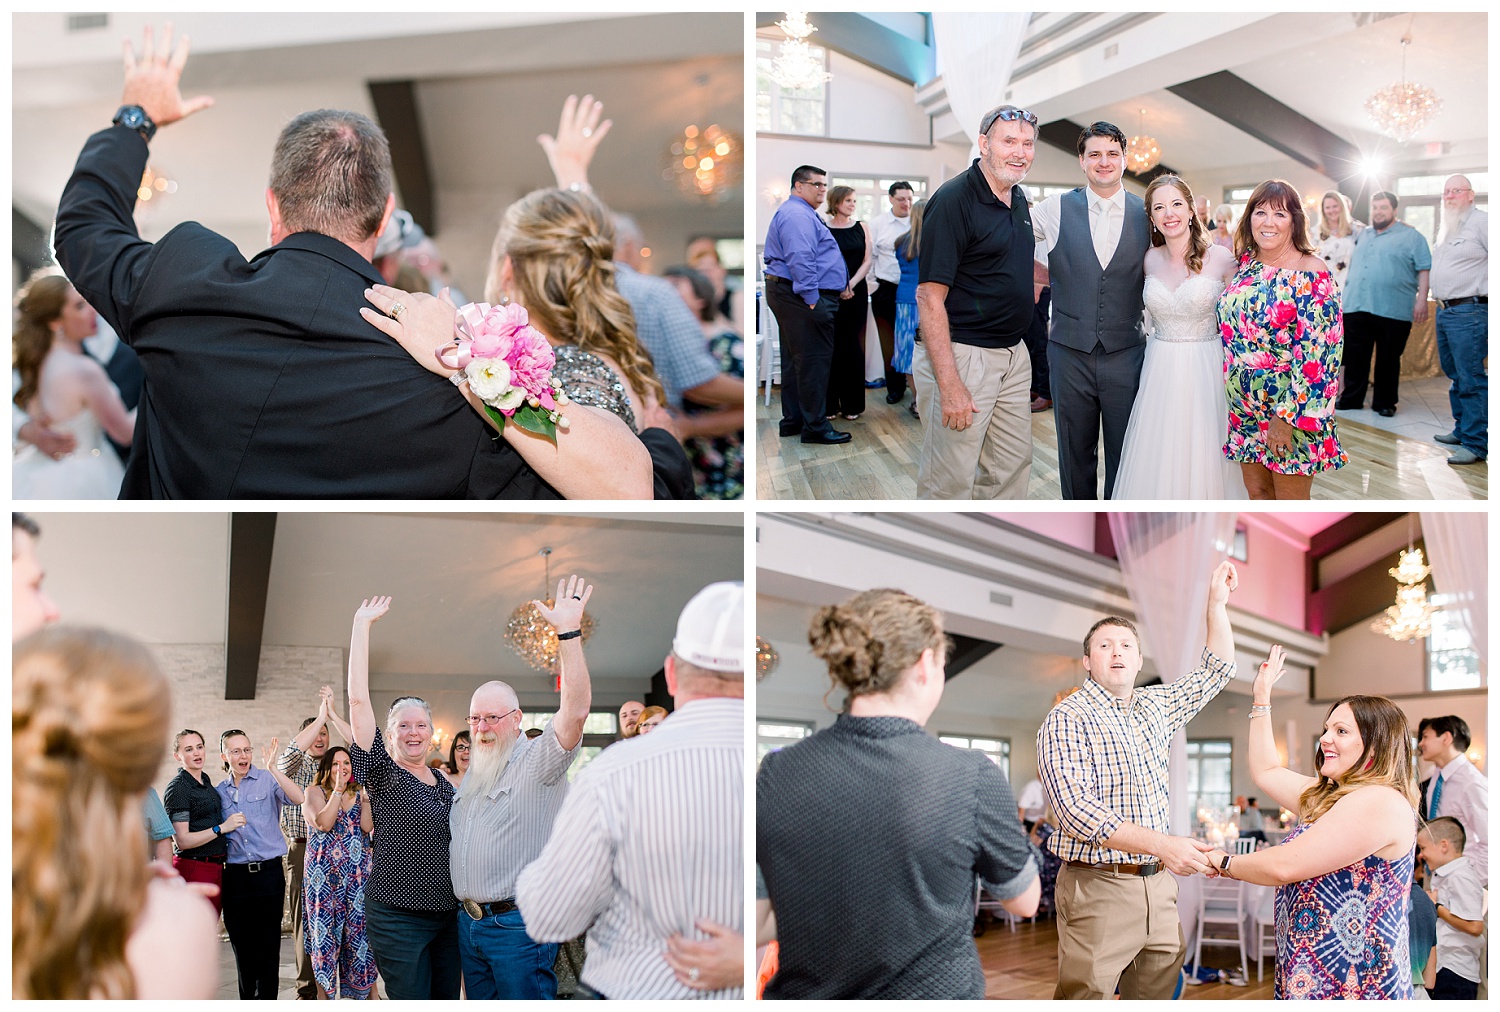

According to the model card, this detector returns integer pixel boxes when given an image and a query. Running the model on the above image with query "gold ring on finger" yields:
[389,301,406,321]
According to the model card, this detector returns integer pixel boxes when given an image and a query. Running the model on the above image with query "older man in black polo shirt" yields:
[914,105,1039,499]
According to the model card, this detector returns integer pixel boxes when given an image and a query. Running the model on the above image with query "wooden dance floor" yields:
[977,915,1275,1000]
[755,385,1489,501]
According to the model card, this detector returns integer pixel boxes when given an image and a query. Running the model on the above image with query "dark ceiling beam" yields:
[1307,512,1407,562]
[1038,119,1179,186]
[367,80,436,235]
[225,513,278,701]
[756,12,934,86]
[1166,71,1373,219]
[14,207,51,275]
[1308,540,1421,636]
[945,634,1002,680]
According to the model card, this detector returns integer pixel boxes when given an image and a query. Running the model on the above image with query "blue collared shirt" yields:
[216,766,292,863]
[1342,220,1432,321]
[764,195,848,304]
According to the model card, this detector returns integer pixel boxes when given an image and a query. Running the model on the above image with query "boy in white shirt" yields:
[1416,817,1485,999]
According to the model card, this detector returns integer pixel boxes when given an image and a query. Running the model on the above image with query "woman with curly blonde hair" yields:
[1205,645,1418,998]
[13,627,217,999]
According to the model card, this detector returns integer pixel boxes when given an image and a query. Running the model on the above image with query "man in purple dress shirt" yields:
[763,165,851,445]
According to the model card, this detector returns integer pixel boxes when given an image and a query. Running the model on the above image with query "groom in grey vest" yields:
[1032,122,1150,499]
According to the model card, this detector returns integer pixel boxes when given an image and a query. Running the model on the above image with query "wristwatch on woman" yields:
[1218,853,1232,876]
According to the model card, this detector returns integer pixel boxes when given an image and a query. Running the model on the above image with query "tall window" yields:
[758,719,815,765]
[1023,183,1076,205]
[938,734,1010,780]
[523,711,618,781]
[1428,605,1482,691]
[755,37,827,136]
[1396,172,1488,244]
[1186,738,1233,813]
[828,176,929,222]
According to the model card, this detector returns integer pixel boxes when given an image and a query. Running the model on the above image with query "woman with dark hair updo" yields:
[1112,174,1243,500]
[1203,646,1418,998]
[13,627,218,999]
[1218,179,1346,499]
[12,269,136,499]
[755,589,1039,999]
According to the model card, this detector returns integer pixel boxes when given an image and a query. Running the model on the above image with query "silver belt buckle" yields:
[462,899,484,921]
[247,861,262,873]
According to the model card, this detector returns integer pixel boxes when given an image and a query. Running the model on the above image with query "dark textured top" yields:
[757,715,1037,999]
[163,767,229,860]
[554,345,637,433]
[350,727,458,912]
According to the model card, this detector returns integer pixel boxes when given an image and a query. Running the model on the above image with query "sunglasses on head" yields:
[981,107,1039,135]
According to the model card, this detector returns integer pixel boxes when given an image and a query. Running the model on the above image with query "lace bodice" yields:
[552,345,637,433]
[1144,273,1225,343]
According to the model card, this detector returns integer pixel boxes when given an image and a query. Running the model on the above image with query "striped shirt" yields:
[516,697,743,1000]
[1037,649,1235,865]
[449,722,577,903]
[276,744,319,840]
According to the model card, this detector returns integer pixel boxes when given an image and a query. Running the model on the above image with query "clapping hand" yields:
[538,94,612,191]
[261,737,279,769]
[331,762,350,796]
[361,285,460,378]
[121,23,214,128]
[354,596,392,626]
[534,575,592,633]
[1253,644,1287,703]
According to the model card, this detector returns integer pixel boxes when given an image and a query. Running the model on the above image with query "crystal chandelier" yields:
[1364,29,1442,142]
[1126,109,1161,175]
[755,636,780,682]
[505,547,595,673]
[769,12,832,92]
[665,74,742,203]
[1370,545,1436,643]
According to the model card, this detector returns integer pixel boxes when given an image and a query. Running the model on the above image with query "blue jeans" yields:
[364,899,461,1000]
[457,905,559,999]
[1435,302,1487,456]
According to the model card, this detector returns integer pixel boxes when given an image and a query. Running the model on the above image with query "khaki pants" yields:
[1054,863,1185,1000]
[286,836,316,998]
[913,341,1032,499]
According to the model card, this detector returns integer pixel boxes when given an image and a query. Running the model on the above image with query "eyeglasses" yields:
[454,743,471,753]
[465,708,520,727]
[1443,187,1473,196]
[796,180,828,189]
[981,106,1039,135]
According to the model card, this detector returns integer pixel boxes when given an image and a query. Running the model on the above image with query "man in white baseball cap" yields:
[516,582,745,998]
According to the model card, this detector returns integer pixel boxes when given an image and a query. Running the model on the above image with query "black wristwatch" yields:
[113,104,157,143]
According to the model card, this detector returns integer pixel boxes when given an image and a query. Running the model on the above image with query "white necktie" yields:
[1093,198,1117,269]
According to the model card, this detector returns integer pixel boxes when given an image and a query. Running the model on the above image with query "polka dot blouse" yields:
[349,726,458,912]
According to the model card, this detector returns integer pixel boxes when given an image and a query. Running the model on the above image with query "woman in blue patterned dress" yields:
[302,745,377,999]
[892,199,925,406]
[1217,180,1346,499]
[1205,646,1418,999]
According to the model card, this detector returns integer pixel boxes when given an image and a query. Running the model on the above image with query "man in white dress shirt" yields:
[1416,715,1488,885]
[516,582,745,999]
[869,181,916,403]
[1031,121,1150,499]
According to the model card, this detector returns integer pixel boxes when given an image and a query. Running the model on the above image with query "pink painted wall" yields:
[990,512,1097,553]
[1233,518,1309,629]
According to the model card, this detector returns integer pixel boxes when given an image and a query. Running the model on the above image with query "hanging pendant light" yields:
[1370,518,1436,643]
[755,636,780,681]
[1365,20,1442,143]
[665,73,742,203]
[1126,108,1161,174]
[505,547,596,673]
[768,12,832,92]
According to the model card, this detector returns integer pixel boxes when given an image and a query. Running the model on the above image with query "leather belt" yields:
[1066,860,1161,877]
[230,861,269,873]
[182,853,227,864]
[1438,296,1487,309]
[462,898,518,920]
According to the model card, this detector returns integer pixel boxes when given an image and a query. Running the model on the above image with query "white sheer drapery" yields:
[1108,512,1237,836]
[931,13,1029,154]
[1419,511,1488,678]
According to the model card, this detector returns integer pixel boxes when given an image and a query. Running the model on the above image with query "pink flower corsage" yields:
[438,302,569,442]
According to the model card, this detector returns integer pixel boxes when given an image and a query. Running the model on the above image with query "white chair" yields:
[756,288,781,405]
[1252,898,1277,982]
[1232,837,1256,854]
[1194,877,1248,984]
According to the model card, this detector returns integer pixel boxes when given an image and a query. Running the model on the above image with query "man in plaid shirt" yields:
[1038,561,1239,999]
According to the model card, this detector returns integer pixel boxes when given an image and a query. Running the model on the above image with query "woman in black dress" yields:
[756,589,1040,999]
[825,186,873,419]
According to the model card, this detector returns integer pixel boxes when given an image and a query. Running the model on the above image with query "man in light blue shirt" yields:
[1337,191,1431,416]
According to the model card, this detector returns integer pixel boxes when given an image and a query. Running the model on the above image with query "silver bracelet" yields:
[449,368,468,388]
[1248,704,1272,718]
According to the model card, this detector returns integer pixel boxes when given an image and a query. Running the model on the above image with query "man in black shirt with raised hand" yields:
[914,104,1040,499]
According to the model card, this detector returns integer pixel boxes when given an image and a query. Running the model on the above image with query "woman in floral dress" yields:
[1205,646,1418,999]
[1218,179,1346,499]
[302,745,377,999]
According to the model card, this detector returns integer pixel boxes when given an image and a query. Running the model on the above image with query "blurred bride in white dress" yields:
[1112,175,1245,500]
[13,272,135,499]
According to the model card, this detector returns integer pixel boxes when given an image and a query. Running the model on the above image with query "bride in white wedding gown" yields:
[1112,175,1245,500]
[13,273,134,500]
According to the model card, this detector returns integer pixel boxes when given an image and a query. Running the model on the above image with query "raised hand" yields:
[261,737,279,769]
[538,94,612,190]
[332,763,349,795]
[1253,644,1287,704]
[354,596,392,626]
[121,23,214,128]
[534,575,592,633]
[1207,560,1239,607]
[360,285,460,378]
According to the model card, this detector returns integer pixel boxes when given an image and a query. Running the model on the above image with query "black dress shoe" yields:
[1376,407,1396,417]
[886,389,905,404]
[778,421,803,437]
[801,427,852,445]
[1335,400,1362,412]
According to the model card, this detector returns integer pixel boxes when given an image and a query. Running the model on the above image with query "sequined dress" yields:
[553,345,637,432]
[1272,819,1413,999]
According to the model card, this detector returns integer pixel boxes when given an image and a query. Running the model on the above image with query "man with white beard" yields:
[449,574,594,1000]
[1429,174,1488,465]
